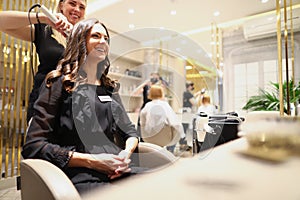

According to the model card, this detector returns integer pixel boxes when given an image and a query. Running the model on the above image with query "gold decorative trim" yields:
[276,0,284,116]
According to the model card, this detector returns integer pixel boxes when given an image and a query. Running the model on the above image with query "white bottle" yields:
[195,112,208,142]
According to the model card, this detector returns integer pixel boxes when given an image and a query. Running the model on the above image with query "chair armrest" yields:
[21,159,81,200]
[137,142,178,171]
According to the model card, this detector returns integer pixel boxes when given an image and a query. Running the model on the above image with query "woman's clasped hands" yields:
[91,152,132,180]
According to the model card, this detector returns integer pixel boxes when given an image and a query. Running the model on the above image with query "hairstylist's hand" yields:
[46,13,73,37]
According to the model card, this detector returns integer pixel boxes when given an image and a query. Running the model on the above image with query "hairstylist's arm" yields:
[0,11,72,41]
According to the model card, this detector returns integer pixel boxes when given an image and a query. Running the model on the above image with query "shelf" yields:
[108,72,142,81]
[109,52,144,65]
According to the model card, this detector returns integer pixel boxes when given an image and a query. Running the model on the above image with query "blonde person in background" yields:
[139,85,184,153]
[0,0,87,123]
[197,94,218,116]
[131,72,168,141]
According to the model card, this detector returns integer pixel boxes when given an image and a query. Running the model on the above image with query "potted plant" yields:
[242,80,300,114]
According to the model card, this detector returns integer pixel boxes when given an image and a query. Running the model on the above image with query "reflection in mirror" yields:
[109,27,219,115]
[109,28,220,159]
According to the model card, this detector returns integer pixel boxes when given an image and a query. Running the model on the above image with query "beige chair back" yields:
[142,125,176,147]
[137,142,177,171]
[20,159,81,200]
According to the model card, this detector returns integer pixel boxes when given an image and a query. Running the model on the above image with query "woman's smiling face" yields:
[60,0,86,25]
[86,23,110,63]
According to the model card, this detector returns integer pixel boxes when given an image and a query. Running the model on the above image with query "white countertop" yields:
[83,137,300,200]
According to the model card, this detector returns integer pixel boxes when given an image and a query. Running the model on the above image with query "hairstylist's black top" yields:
[27,23,64,122]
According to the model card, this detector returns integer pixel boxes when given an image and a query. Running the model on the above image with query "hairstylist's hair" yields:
[45,18,114,93]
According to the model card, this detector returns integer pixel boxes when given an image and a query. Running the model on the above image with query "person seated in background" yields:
[131,72,168,141]
[21,18,142,195]
[139,85,185,153]
[197,94,217,115]
[132,72,168,111]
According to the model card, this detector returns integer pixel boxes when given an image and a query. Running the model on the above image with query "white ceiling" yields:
[86,0,300,68]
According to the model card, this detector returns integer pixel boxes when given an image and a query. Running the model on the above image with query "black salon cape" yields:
[22,76,139,193]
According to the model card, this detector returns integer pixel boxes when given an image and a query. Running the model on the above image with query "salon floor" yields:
[0,186,21,200]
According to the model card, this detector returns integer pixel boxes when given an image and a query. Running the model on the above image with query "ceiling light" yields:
[213,11,220,17]
[185,65,193,70]
[261,0,269,3]
[170,10,177,15]
[128,8,134,14]
[129,24,135,29]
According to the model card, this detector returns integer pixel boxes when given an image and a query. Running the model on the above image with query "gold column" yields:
[211,23,215,66]
[211,22,223,110]
[211,23,223,71]
[276,0,284,116]
[283,0,291,115]
[0,0,59,179]
[290,0,296,116]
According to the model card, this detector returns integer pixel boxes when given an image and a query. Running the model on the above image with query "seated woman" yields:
[139,85,185,153]
[197,94,217,115]
[22,18,140,195]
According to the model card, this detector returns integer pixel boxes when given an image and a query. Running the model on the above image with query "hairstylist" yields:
[0,0,86,122]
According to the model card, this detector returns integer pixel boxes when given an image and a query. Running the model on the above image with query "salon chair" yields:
[20,158,81,200]
[20,142,177,200]
[141,124,180,148]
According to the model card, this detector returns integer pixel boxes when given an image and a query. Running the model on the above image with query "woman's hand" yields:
[118,150,131,160]
[90,153,131,179]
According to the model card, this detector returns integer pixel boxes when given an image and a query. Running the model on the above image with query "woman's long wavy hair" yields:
[45,18,116,93]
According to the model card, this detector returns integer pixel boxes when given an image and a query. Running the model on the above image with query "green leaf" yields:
[242,80,300,115]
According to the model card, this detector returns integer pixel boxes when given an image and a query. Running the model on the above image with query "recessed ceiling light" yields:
[213,11,220,17]
[185,65,193,70]
[170,10,177,15]
[128,8,135,14]
[129,24,135,29]
[261,0,269,3]
[207,53,212,58]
